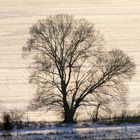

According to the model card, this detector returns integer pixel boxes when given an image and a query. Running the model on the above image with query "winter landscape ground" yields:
[0,123,140,140]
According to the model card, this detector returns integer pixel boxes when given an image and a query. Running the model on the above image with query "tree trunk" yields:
[95,109,99,122]
[95,104,100,123]
[61,79,76,123]
[63,108,76,123]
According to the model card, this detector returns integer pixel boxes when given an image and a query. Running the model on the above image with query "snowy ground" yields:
[0,123,140,140]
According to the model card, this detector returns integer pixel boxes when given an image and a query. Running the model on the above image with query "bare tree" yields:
[91,98,111,123]
[9,110,24,124]
[23,14,135,123]
[10,110,25,132]
[3,112,12,131]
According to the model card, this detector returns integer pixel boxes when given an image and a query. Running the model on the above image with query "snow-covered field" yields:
[0,123,140,140]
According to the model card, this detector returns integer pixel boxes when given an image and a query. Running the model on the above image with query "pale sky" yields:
[0,0,140,115]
